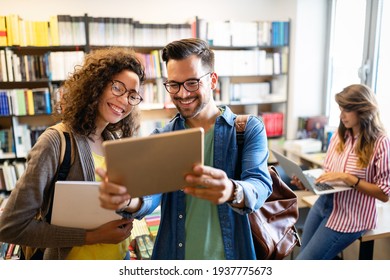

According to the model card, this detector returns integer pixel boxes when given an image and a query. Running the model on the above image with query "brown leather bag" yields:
[249,165,300,259]
[235,115,301,260]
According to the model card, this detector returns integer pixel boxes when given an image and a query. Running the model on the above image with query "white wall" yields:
[288,0,328,139]
[1,0,327,139]
[1,0,295,22]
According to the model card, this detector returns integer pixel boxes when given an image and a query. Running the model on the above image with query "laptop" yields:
[51,181,122,229]
[103,127,204,198]
[271,149,352,195]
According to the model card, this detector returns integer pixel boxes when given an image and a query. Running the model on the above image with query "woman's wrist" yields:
[351,176,361,189]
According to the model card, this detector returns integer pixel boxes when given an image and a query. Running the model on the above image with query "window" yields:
[326,0,389,132]
[375,0,389,132]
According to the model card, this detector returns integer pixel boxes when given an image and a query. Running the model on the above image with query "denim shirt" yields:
[123,106,272,259]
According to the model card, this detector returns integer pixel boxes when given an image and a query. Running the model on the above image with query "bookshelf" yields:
[0,46,86,160]
[195,17,290,139]
[0,13,291,260]
[0,13,290,181]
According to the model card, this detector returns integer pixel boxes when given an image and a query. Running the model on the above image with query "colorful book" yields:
[16,89,27,116]
[32,88,51,114]
[25,89,35,115]
[0,16,7,46]
[49,15,60,46]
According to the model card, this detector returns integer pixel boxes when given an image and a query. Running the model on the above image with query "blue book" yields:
[44,89,52,114]
[0,242,9,260]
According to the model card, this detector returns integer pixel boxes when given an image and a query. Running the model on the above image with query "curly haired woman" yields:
[0,47,145,259]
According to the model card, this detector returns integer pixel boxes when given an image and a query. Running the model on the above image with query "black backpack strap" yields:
[57,132,71,181]
[46,131,72,224]
[20,128,73,260]
[234,115,250,180]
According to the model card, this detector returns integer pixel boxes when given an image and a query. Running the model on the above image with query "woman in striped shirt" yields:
[295,84,390,260]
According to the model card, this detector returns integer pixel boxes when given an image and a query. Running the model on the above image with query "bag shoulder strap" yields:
[50,123,74,172]
[57,131,71,181]
[234,115,250,180]
[20,125,73,259]
[45,124,72,223]
[235,115,250,133]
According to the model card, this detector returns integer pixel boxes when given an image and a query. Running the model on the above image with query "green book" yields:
[16,89,26,116]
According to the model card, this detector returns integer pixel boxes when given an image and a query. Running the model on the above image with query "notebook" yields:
[51,181,122,229]
[271,149,352,195]
[103,127,204,198]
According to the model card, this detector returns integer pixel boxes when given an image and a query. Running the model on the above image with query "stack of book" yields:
[134,235,154,260]
[144,206,161,240]
[129,206,161,259]
[130,218,150,239]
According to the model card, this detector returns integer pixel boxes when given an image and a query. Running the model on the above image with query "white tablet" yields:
[51,181,122,229]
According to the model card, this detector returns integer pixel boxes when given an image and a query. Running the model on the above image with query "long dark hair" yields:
[335,84,385,167]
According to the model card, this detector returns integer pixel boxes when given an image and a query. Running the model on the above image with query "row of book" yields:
[0,194,21,260]
[197,18,290,47]
[0,161,26,191]
[0,80,284,119]
[0,123,47,159]
[139,81,172,110]
[1,48,168,83]
[0,88,52,116]
[135,77,287,114]
[0,14,86,47]
[136,50,167,79]
[2,119,178,159]
[88,17,192,47]
[214,49,288,77]
[217,75,288,105]
[0,14,193,47]
[0,242,20,260]
[0,48,85,82]
[1,14,289,48]
[261,112,285,137]
[0,129,13,155]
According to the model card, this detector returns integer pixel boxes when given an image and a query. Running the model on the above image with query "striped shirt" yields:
[323,131,390,232]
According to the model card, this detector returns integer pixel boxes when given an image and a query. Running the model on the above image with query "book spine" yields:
[0,16,7,46]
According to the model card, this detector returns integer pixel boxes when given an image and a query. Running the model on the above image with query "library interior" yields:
[0,0,389,261]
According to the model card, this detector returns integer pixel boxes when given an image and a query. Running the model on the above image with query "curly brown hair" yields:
[56,47,145,138]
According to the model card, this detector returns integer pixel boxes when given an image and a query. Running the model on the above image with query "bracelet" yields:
[126,198,132,206]
[352,177,360,189]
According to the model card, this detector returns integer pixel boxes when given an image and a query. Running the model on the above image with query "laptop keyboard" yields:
[306,174,334,191]
[314,182,334,191]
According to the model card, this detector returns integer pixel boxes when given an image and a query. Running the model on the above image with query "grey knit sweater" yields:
[0,124,117,259]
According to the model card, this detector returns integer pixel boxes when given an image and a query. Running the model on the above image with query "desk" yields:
[282,141,326,168]
[359,202,390,259]
[294,190,315,208]
[301,195,390,260]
